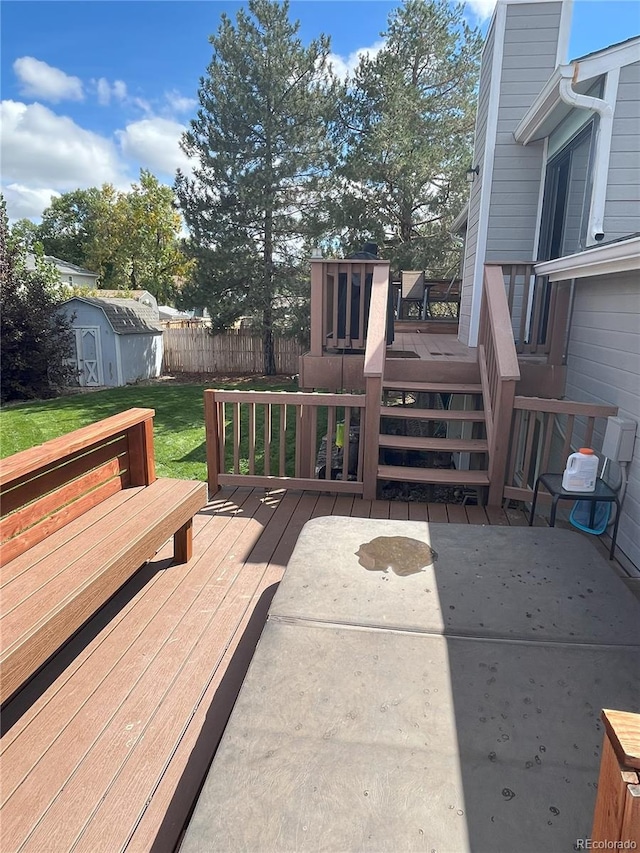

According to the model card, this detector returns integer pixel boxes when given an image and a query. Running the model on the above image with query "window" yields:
[538,121,597,261]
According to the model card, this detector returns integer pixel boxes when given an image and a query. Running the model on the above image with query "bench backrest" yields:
[0,408,156,565]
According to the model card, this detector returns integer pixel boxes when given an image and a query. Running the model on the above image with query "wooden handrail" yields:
[513,397,618,417]
[482,265,520,381]
[363,263,391,378]
[479,265,520,506]
[362,263,390,499]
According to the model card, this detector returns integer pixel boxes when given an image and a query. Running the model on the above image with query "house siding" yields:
[604,60,640,241]
[564,271,640,570]
[459,1,564,346]
[485,2,562,263]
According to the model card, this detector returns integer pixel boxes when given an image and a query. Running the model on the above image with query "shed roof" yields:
[64,297,163,336]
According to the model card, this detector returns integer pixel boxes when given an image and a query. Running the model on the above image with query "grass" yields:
[0,377,298,482]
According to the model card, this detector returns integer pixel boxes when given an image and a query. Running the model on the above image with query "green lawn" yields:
[0,378,298,481]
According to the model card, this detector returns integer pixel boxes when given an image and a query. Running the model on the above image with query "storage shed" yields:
[61,297,163,387]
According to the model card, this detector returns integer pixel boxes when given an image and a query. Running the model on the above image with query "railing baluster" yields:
[540,411,554,474]
[523,410,537,486]
[309,405,319,479]
[264,403,271,476]
[248,403,256,475]
[332,265,340,347]
[561,414,575,463]
[279,404,287,477]
[342,406,351,483]
[357,263,366,348]
[584,416,595,449]
[219,401,226,474]
[233,403,240,474]
[325,405,336,480]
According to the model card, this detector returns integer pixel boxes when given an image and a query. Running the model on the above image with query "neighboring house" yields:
[158,305,192,322]
[60,297,163,388]
[26,254,99,289]
[97,289,159,320]
[454,0,639,568]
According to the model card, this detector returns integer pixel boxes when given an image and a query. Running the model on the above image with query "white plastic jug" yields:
[562,448,598,492]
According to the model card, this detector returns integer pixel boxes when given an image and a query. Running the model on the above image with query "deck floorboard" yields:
[1,487,535,852]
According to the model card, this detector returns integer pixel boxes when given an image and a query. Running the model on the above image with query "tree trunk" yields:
[263,308,276,376]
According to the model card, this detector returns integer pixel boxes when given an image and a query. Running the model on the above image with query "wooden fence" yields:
[162,328,304,375]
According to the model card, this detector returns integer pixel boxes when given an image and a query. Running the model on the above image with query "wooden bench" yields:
[0,408,207,705]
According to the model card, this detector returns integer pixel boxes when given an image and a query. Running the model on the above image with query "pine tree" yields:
[176,0,337,374]
[332,0,482,275]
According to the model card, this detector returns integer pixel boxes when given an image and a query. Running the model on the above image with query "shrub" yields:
[0,198,76,402]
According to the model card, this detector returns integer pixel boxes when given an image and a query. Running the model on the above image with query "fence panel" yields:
[162,328,304,375]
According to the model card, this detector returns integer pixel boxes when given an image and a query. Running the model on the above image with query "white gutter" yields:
[558,64,619,244]
[534,235,640,281]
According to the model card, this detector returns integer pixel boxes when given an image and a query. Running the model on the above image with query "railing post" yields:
[363,375,382,500]
[204,389,220,498]
[487,378,516,506]
[296,405,314,479]
[310,260,324,357]
[127,415,156,486]
[546,279,572,366]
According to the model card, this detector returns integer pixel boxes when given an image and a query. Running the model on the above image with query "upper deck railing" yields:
[309,258,391,355]
[500,263,571,365]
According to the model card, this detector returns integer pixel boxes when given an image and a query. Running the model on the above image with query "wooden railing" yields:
[204,389,366,497]
[362,264,391,499]
[310,258,390,354]
[501,263,571,364]
[478,265,521,506]
[504,396,618,503]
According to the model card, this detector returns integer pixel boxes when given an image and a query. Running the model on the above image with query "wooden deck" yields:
[391,330,477,361]
[1,488,534,853]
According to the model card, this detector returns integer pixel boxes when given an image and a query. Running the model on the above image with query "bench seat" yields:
[0,408,208,706]
[1,477,206,705]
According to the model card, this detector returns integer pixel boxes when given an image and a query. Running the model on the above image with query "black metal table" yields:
[529,473,621,559]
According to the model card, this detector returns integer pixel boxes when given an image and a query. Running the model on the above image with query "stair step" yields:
[378,465,490,486]
[379,436,488,452]
[380,406,486,421]
[382,381,483,394]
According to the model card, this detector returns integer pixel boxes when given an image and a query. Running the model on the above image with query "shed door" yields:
[75,327,103,386]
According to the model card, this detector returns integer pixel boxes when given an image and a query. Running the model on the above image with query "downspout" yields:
[558,65,618,244]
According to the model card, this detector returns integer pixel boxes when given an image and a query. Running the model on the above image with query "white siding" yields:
[564,271,640,570]
[604,61,640,241]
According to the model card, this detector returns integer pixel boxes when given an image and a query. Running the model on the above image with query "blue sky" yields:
[2,0,639,221]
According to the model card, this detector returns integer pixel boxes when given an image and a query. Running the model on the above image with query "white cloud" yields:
[1,100,126,212]
[328,40,386,81]
[464,0,496,21]
[2,183,60,220]
[165,89,197,115]
[95,77,128,106]
[113,80,127,101]
[13,56,83,103]
[116,117,195,177]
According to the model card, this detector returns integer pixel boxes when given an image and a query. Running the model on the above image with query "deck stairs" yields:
[376,373,491,497]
